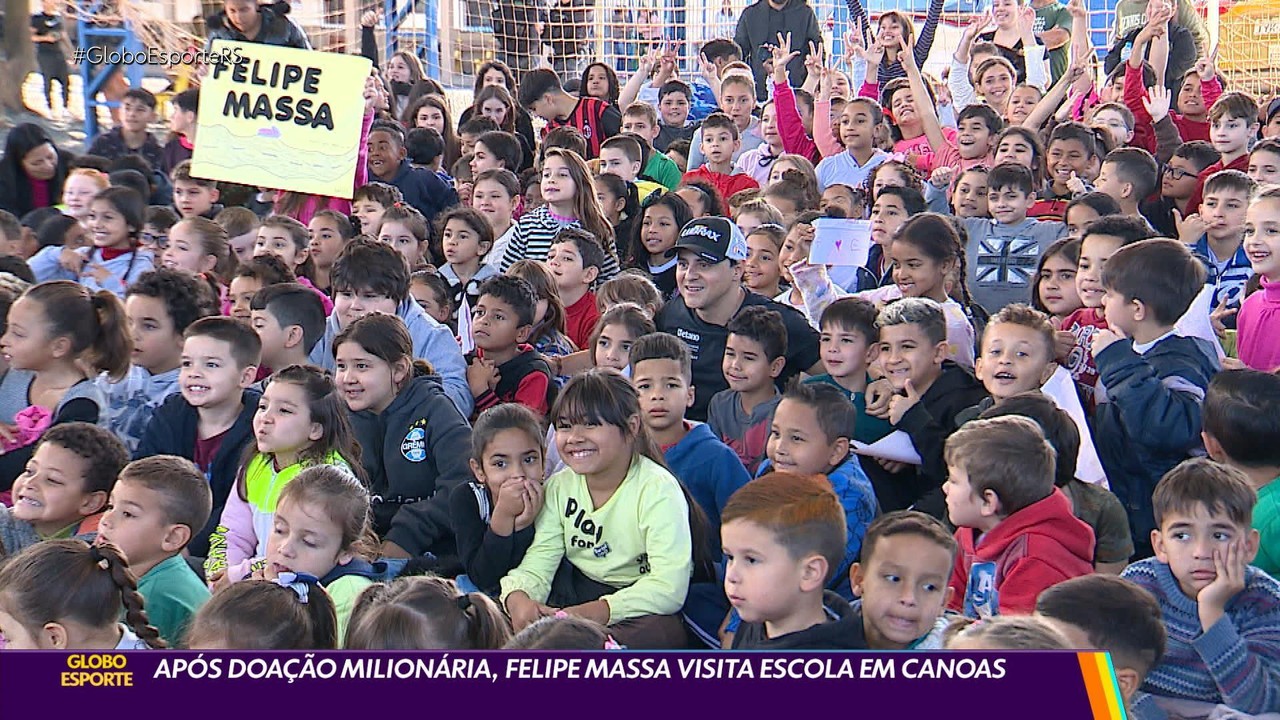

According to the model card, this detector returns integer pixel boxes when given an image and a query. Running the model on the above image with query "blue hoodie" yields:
[28,245,155,297]
[757,454,880,600]
[309,298,473,418]
[664,422,751,557]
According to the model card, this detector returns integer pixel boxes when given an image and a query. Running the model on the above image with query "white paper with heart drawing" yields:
[809,218,873,267]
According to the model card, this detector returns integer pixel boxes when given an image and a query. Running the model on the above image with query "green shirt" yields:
[328,573,374,646]
[136,554,210,647]
[1032,1,1073,84]
[644,152,683,191]
[1252,479,1280,577]
[804,374,894,446]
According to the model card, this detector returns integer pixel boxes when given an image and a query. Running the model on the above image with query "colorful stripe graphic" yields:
[1077,651,1128,720]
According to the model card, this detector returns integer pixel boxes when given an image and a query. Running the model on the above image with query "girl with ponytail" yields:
[0,539,165,649]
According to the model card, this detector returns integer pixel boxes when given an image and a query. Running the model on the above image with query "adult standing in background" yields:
[735,0,821,101]
[31,0,71,122]
[204,0,311,50]
[1031,0,1073,85]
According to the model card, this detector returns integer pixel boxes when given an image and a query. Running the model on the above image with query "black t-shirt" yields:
[657,289,820,422]
[31,13,64,53]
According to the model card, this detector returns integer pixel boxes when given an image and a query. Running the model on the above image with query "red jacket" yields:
[947,488,1094,615]
[1186,153,1250,214]
[682,166,759,204]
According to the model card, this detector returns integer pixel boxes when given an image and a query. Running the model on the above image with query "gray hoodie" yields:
[309,299,473,419]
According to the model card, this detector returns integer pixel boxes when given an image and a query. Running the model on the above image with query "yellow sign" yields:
[191,40,371,199]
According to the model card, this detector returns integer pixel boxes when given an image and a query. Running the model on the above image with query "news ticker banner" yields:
[0,651,1127,719]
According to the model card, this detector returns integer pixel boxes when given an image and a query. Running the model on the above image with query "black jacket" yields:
[204,1,310,50]
[134,389,261,558]
[895,362,989,519]
[450,480,536,594]
[734,0,822,101]
[348,373,473,565]
[376,159,460,225]
[733,591,867,649]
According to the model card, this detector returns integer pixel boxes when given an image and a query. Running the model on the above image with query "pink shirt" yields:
[1239,275,1280,372]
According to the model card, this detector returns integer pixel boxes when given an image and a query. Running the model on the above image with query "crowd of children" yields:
[2,0,1280,715]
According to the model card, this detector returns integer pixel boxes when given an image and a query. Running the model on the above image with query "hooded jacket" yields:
[947,488,1095,615]
[373,159,459,225]
[732,591,868,649]
[310,298,473,418]
[895,362,989,518]
[349,372,472,565]
[1093,334,1217,555]
[758,455,879,600]
[664,422,751,557]
[134,389,261,558]
[204,1,311,50]
[734,0,822,101]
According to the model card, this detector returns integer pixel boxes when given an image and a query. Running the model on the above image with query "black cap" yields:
[673,216,748,264]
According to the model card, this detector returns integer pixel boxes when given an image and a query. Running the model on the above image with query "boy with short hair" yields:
[630,332,750,554]
[466,274,555,417]
[1036,575,1168,719]
[980,392,1134,574]
[654,80,700,152]
[135,316,262,558]
[805,298,893,445]
[722,471,864,649]
[686,75,763,171]
[0,423,130,554]
[1096,147,1160,220]
[459,116,500,157]
[546,227,607,351]
[170,160,222,220]
[961,163,1067,313]
[760,382,880,599]
[1061,215,1158,406]
[518,68,621,159]
[849,510,958,650]
[621,104,683,189]
[350,181,403,237]
[250,283,327,372]
[0,209,28,258]
[227,254,294,322]
[96,455,212,645]
[1093,239,1218,558]
[1184,170,1256,311]
[1142,141,1221,238]
[875,298,988,518]
[1202,369,1280,577]
[308,238,471,417]
[366,121,459,224]
[162,88,198,175]
[600,135,663,201]
[1121,459,1280,715]
[88,88,165,171]
[708,305,787,475]
[944,416,1094,615]
[959,304,1059,421]
[98,268,220,454]
[1187,92,1260,213]
[682,113,760,202]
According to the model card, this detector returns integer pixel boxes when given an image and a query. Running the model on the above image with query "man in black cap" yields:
[657,216,820,422]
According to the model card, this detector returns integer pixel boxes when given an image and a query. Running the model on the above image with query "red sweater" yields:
[563,290,600,352]
[947,488,1094,615]
[1186,153,1250,214]
[682,166,759,204]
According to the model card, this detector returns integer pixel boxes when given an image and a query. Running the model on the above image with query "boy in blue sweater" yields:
[308,238,472,418]
[1121,459,1280,716]
[759,382,880,601]
[366,122,459,224]
[630,331,750,556]
[1092,239,1219,559]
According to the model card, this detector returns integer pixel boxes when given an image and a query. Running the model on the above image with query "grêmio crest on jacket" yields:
[401,418,429,462]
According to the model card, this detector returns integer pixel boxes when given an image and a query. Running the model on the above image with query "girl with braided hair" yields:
[0,539,165,649]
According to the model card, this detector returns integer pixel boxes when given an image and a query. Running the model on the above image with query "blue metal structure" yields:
[77,0,146,139]
[383,0,441,79]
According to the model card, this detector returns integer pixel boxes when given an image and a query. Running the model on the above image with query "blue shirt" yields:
[816,149,890,192]
[1192,235,1253,310]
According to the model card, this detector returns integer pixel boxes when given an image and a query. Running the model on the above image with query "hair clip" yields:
[88,545,110,571]
[274,571,318,604]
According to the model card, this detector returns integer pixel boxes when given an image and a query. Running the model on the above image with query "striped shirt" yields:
[498,206,621,278]
[542,97,621,159]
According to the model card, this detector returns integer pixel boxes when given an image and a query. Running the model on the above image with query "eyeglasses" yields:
[140,232,167,249]
[1162,166,1196,181]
